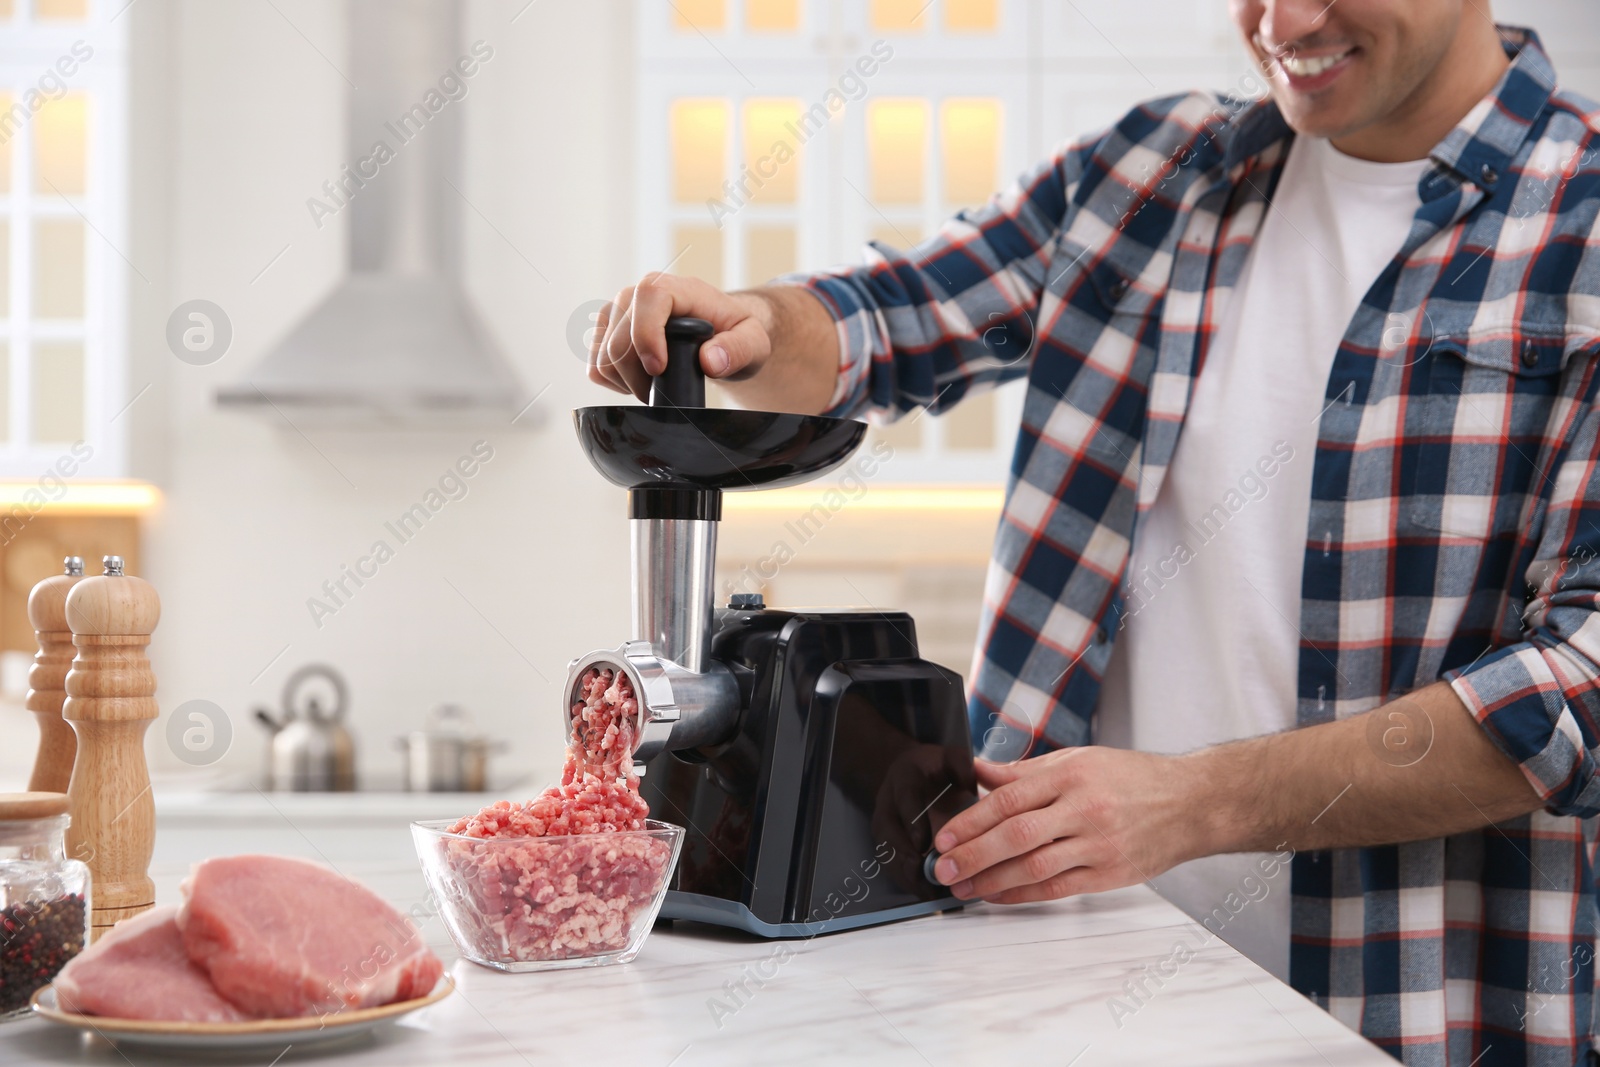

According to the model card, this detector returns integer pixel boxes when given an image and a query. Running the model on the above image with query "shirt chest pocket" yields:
[1401,329,1573,541]
[1086,260,1160,323]
[1048,234,1162,329]
[1076,259,1163,376]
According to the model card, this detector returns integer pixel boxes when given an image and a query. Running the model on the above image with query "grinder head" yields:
[566,317,867,768]
[574,316,867,491]
[564,641,740,765]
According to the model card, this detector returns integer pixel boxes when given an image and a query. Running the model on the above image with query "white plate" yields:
[30,976,453,1052]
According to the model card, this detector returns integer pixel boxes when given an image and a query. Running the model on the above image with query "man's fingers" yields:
[954,837,1093,900]
[595,288,637,392]
[589,306,623,391]
[587,298,614,372]
[935,769,1060,855]
[616,356,653,404]
[982,863,1113,905]
[602,288,657,402]
[974,758,1025,791]
[933,786,1075,888]
[628,278,679,376]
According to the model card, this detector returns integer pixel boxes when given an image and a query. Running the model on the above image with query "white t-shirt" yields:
[1094,136,1429,982]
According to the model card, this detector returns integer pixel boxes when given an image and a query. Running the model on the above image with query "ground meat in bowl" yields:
[433,828,674,962]
[449,770,650,837]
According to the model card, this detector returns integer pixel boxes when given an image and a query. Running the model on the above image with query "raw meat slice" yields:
[177,855,443,1017]
[52,906,251,1022]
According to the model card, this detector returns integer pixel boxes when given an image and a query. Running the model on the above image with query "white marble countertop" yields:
[2,856,1392,1067]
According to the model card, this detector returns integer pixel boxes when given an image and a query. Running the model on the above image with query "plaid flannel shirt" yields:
[797,28,1600,1067]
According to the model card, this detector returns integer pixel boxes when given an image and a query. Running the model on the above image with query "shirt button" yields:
[1521,340,1540,369]
[1108,278,1130,303]
[1095,626,1109,644]
[1479,163,1499,187]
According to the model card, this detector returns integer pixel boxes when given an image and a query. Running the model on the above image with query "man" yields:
[590,2,1600,1063]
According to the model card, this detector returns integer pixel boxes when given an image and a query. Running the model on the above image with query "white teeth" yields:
[1280,51,1350,78]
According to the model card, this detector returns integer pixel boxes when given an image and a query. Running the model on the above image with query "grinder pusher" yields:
[566,317,977,936]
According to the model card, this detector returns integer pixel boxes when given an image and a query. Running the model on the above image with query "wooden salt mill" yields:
[26,557,85,793]
[64,555,160,940]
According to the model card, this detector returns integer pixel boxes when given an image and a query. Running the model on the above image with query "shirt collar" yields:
[1216,25,1557,189]
[1428,26,1556,190]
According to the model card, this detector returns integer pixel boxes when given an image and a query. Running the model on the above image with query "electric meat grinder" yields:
[566,317,977,936]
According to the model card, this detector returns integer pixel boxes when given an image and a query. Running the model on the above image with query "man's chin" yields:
[1269,94,1373,143]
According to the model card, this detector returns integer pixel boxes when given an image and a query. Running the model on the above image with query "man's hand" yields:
[932,682,1544,906]
[590,273,774,402]
[586,272,841,415]
[931,747,1205,903]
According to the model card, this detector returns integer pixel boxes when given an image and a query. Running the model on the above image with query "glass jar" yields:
[0,793,90,1021]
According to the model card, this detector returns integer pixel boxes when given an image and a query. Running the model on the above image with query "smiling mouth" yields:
[1278,49,1355,78]
[1280,49,1356,77]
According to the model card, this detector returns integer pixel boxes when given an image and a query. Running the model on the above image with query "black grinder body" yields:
[643,602,977,936]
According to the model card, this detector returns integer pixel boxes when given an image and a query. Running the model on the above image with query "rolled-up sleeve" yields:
[1448,391,1600,817]
[784,135,1098,421]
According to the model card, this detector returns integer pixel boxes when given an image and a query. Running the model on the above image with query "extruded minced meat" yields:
[568,666,640,782]
[441,668,673,960]
[449,668,648,839]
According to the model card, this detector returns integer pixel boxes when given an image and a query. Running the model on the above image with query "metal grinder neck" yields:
[560,316,740,767]
[629,487,721,674]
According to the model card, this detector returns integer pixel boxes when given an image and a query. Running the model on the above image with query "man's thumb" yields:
[702,317,769,379]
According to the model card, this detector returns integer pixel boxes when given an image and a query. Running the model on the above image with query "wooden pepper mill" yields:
[26,557,85,793]
[64,555,160,940]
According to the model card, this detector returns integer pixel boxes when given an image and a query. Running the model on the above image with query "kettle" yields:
[255,664,356,791]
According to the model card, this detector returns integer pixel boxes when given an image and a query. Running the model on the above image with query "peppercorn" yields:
[0,894,86,1016]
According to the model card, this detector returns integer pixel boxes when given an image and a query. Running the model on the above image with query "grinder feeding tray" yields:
[566,316,977,937]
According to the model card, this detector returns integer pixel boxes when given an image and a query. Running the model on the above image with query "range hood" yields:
[217,0,537,428]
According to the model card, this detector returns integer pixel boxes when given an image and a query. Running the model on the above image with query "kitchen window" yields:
[0,0,128,479]
[637,0,1032,485]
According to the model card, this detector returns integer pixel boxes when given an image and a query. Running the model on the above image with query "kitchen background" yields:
[0,0,1594,794]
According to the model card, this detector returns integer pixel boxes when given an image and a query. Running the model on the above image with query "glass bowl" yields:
[411,819,683,972]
